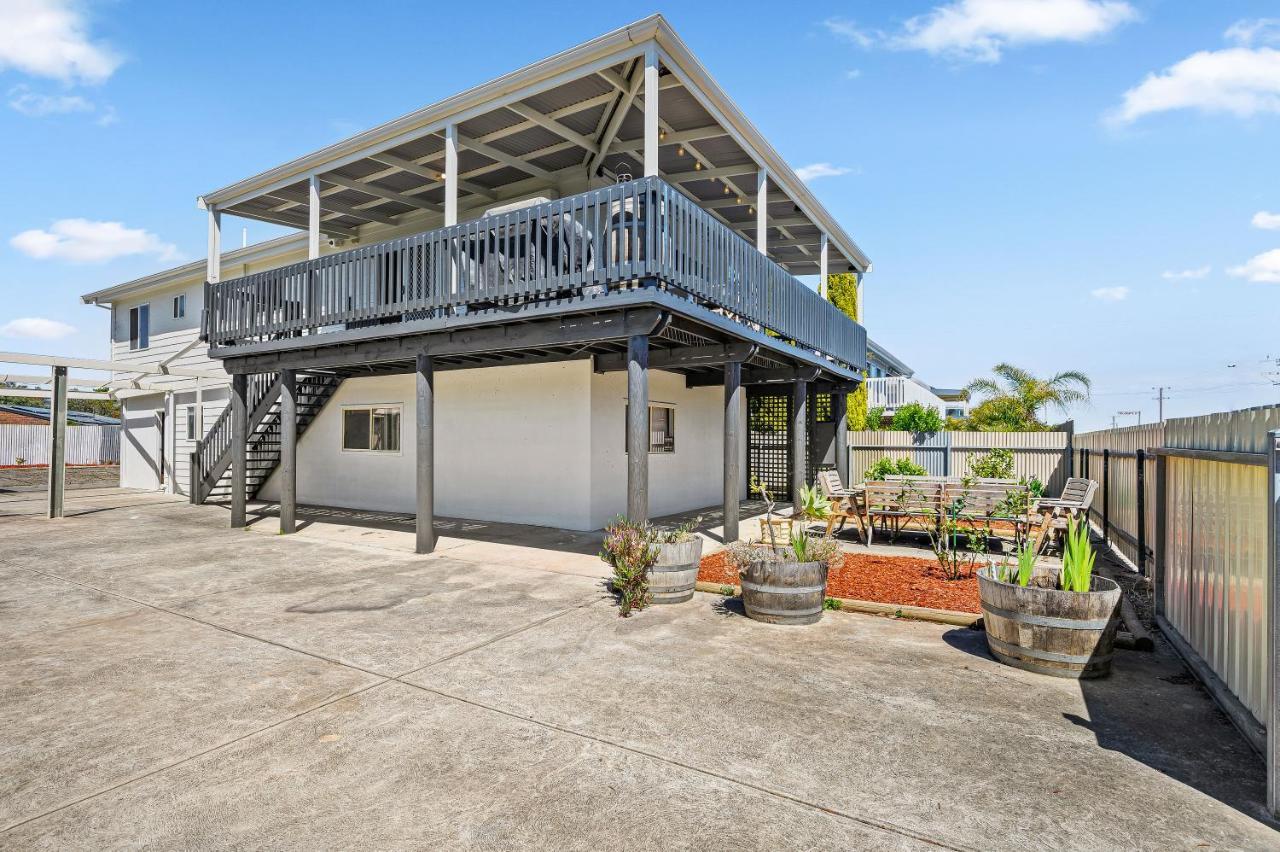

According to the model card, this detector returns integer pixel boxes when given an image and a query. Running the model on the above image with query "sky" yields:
[0,0,1278,430]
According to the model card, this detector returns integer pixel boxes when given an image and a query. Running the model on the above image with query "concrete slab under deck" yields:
[0,487,1274,849]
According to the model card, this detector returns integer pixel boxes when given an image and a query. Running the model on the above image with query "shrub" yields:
[864,406,885,430]
[865,456,928,481]
[969,448,1015,480]
[890,402,943,433]
[723,535,842,572]
[599,516,657,617]
[651,515,702,544]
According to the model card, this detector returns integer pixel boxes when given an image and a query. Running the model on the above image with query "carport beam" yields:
[416,353,436,554]
[627,334,649,523]
[46,365,67,519]
[230,373,247,528]
[279,368,297,534]
[723,360,742,542]
[791,379,807,503]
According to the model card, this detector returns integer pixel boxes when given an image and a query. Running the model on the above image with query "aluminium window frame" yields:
[339,403,404,455]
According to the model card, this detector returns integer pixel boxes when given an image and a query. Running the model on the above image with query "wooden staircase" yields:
[191,372,342,505]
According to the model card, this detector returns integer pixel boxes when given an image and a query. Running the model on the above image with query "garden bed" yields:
[699,550,982,614]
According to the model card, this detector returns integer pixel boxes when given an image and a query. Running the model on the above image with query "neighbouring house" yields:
[80,15,871,550]
[865,339,967,422]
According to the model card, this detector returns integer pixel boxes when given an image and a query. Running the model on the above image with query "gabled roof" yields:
[197,14,869,277]
[866,337,913,377]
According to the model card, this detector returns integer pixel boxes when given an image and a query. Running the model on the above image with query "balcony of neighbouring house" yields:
[865,376,954,414]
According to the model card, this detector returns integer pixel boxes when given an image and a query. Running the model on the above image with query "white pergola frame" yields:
[1,351,226,519]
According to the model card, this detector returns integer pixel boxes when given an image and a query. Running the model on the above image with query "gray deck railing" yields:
[202,177,865,368]
[189,372,276,502]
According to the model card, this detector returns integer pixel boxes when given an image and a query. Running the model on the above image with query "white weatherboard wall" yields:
[260,362,594,529]
[258,360,737,530]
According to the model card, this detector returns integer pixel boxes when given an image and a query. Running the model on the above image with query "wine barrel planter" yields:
[648,538,703,604]
[740,558,829,625]
[977,567,1122,679]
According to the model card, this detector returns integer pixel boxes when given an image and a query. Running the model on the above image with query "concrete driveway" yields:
[1,489,1276,850]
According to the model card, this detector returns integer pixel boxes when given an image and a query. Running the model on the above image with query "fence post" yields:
[1136,448,1146,575]
[1102,448,1111,545]
[943,432,952,478]
[1266,429,1279,818]
[1154,451,1167,619]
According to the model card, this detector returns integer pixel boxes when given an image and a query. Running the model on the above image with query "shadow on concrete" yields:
[943,629,1276,828]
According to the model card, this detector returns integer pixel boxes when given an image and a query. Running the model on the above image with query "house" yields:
[865,339,968,422]
[80,15,870,551]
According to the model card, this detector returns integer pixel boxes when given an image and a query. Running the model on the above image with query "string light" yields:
[694,161,702,171]
[736,196,743,204]
[723,184,731,195]
[659,129,667,141]
[676,146,685,157]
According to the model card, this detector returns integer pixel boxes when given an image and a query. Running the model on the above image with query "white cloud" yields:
[1161,265,1210,280]
[822,17,876,49]
[1228,249,1280,283]
[1252,211,1280,230]
[844,69,862,80]
[1225,18,1280,47]
[0,0,121,84]
[10,219,180,264]
[0,317,76,340]
[795,162,854,182]
[1091,286,1129,301]
[7,84,92,116]
[1111,47,1280,123]
[891,0,1137,63]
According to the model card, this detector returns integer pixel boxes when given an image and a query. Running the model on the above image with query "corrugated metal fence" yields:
[0,424,121,466]
[847,430,1070,494]
[1075,405,1280,742]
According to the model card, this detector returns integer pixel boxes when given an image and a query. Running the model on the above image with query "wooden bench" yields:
[862,479,945,545]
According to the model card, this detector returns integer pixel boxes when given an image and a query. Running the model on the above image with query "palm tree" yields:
[964,363,1091,428]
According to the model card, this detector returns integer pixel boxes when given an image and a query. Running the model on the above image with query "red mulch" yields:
[699,550,982,614]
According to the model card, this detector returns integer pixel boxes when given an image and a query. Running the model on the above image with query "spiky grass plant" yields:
[796,483,833,521]
[1060,517,1096,593]
[1015,538,1038,587]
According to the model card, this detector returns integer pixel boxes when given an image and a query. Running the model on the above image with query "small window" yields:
[129,304,150,350]
[185,405,198,440]
[624,404,676,454]
[342,406,401,453]
[173,294,186,319]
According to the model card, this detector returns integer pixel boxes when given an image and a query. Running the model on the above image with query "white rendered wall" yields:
[588,368,746,529]
[120,393,164,490]
[259,362,594,529]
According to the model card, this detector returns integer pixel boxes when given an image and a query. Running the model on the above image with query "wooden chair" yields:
[815,469,868,543]
[1032,478,1099,554]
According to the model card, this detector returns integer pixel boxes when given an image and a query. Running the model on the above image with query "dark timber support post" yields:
[833,389,849,486]
[791,379,808,504]
[723,361,742,542]
[1135,448,1146,575]
[416,353,436,554]
[1102,448,1111,544]
[1266,429,1280,818]
[279,368,298,534]
[230,373,248,529]
[1153,451,1167,619]
[627,334,650,524]
[46,365,67,519]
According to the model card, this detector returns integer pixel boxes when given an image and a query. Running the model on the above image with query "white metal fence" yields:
[1074,405,1280,759]
[0,424,121,466]
[847,430,1070,494]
